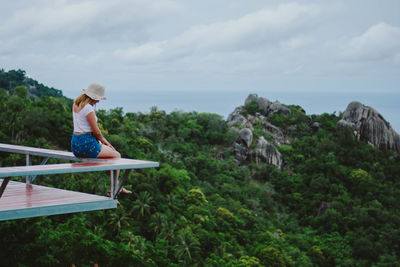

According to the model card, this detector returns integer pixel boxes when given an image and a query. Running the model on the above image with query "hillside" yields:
[0,70,399,266]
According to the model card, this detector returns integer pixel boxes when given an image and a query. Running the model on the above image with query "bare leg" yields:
[98,144,121,159]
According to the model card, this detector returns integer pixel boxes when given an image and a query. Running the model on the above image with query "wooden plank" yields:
[0,158,159,178]
[0,142,104,162]
[0,181,117,221]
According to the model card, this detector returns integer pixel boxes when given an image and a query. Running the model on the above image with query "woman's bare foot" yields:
[119,187,132,194]
[106,187,132,197]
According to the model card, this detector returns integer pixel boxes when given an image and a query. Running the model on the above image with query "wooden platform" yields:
[0,143,159,220]
[0,180,117,221]
[0,158,159,178]
[0,142,104,162]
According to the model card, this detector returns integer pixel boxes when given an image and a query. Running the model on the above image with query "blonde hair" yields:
[74,94,93,108]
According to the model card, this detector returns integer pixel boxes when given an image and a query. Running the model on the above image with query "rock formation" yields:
[337,101,400,153]
[227,107,253,130]
[229,97,399,169]
[250,137,283,169]
[238,128,253,148]
[228,94,291,169]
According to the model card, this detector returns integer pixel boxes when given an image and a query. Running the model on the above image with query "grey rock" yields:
[227,107,253,130]
[227,106,243,120]
[338,101,400,153]
[227,94,293,168]
[262,121,290,146]
[238,128,253,148]
[268,102,291,117]
[257,97,270,115]
[245,94,258,105]
[27,85,38,96]
[246,114,257,124]
[233,142,248,163]
[337,119,356,130]
[256,113,267,121]
[250,136,282,169]
[311,122,321,130]
[247,113,267,125]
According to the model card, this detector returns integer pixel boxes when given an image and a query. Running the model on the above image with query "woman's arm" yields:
[86,112,116,150]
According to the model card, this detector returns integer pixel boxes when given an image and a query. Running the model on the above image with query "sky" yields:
[1,0,399,129]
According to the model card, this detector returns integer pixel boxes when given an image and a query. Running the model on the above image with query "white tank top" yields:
[73,104,97,132]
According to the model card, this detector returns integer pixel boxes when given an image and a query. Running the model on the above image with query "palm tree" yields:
[148,212,166,239]
[174,230,200,264]
[132,191,153,220]
[166,194,177,210]
[121,231,146,257]
[106,208,130,235]
[160,220,177,241]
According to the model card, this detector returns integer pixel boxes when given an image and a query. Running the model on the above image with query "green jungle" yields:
[0,69,399,266]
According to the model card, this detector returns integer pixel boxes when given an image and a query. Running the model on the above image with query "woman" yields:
[71,82,131,195]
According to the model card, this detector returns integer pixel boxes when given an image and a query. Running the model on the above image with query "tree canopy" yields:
[0,70,399,266]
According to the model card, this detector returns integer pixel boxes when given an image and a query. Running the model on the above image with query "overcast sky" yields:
[1,0,399,118]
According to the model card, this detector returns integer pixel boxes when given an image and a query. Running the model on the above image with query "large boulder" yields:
[234,142,248,163]
[227,106,253,130]
[250,137,282,169]
[262,121,290,146]
[233,128,253,164]
[238,128,253,148]
[268,102,291,117]
[228,94,291,168]
[337,101,400,153]
[245,94,259,105]
[257,97,270,115]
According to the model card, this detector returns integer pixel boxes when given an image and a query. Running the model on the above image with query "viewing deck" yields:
[0,180,116,221]
[0,143,159,221]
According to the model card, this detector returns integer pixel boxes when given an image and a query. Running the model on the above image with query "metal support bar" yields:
[26,156,50,184]
[111,170,119,199]
[114,169,132,199]
[110,170,115,199]
[30,157,49,183]
[0,177,10,198]
[26,154,32,184]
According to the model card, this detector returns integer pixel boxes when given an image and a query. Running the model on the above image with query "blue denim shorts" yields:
[71,133,102,158]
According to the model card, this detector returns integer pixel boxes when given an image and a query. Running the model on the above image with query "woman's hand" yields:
[103,138,116,151]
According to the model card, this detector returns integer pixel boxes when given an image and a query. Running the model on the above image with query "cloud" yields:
[114,3,321,64]
[0,0,183,43]
[2,0,398,93]
[344,22,400,61]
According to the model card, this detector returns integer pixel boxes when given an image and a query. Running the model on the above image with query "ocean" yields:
[97,90,400,133]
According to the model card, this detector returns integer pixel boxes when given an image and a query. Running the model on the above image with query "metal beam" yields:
[29,157,49,183]
[26,154,32,184]
[0,178,10,198]
[115,169,132,199]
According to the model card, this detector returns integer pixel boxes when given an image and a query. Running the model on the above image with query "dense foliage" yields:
[0,71,399,266]
[0,69,65,98]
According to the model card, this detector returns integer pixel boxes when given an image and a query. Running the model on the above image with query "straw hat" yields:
[82,82,107,100]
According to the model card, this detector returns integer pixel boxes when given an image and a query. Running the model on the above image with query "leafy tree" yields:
[174,230,201,265]
[257,247,286,267]
[185,188,208,206]
[132,191,153,220]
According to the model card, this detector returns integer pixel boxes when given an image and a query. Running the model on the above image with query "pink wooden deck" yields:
[0,180,116,221]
